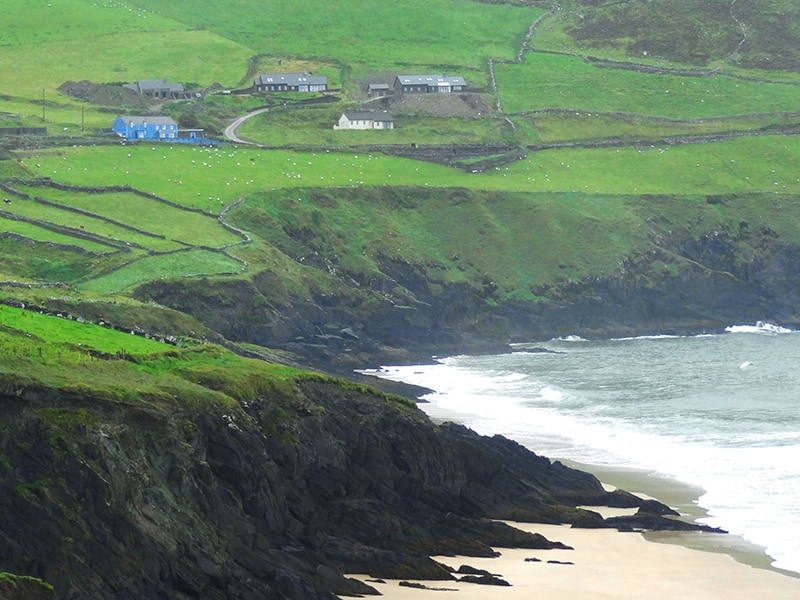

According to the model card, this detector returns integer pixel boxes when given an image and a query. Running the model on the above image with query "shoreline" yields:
[356,358,800,594]
[364,369,800,578]
[561,459,800,580]
[423,402,800,581]
[343,517,800,599]
[341,461,800,599]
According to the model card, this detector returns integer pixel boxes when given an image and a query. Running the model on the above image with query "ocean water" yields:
[362,324,800,575]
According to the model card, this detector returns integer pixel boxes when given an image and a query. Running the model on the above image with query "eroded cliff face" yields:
[135,225,800,369]
[0,378,635,600]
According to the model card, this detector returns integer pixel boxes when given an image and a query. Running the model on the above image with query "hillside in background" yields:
[1,0,799,361]
[2,2,800,595]
[1,0,799,352]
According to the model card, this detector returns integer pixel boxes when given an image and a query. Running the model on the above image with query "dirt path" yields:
[224,108,270,145]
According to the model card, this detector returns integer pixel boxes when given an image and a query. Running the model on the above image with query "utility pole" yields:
[42,88,46,122]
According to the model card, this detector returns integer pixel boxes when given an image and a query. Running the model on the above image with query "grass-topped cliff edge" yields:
[1,299,699,598]
[3,1,800,596]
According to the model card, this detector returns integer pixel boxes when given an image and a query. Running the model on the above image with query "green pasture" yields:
[0,296,313,410]
[237,106,518,146]
[11,184,242,248]
[21,145,263,210]
[0,29,254,131]
[0,286,216,344]
[131,0,538,70]
[0,218,114,253]
[78,249,244,293]
[20,145,468,204]
[0,192,184,252]
[520,112,800,143]
[0,306,240,408]
[496,53,800,118]
[20,136,800,199]
[12,28,252,88]
[0,304,171,356]
[1,0,185,47]
[499,136,800,196]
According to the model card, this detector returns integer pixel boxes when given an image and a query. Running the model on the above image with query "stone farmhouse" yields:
[334,111,394,130]
[254,73,328,93]
[367,83,390,97]
[123,79,188,99]
[393,74,466,94]
[112,116,204,142]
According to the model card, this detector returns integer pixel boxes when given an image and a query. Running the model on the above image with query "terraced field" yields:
[2,0,800,314]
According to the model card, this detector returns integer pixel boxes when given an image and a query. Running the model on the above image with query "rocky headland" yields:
[134,214,800,372]
[0,371,716,599]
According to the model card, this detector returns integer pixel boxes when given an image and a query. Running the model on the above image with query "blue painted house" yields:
[112,116,178,141]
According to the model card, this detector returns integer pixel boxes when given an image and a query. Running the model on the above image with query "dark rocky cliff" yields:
[135,223,800,370]
[1,377,653,599]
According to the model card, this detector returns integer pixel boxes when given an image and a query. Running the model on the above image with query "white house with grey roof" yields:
[254,73,328,92]
[334,111,394,130]
[393,74,466,94]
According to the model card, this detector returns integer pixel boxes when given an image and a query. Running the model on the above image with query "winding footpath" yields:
[223,108,270,145]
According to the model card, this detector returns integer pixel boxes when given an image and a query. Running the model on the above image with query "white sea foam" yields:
[725,321,793,334]
[553,335,586,342]
[610,334,683,341]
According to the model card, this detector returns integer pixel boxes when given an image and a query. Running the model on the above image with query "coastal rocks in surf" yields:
[569,508,727,533]
[603,514,727,534]
[453,565,512,587]
[458,573,512,586]
[571,498,724,533]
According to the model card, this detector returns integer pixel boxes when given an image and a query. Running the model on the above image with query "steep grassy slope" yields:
[546,0,800,71]
[129,0,536,68]
[4,135,800,301]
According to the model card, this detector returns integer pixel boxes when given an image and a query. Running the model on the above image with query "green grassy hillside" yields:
[2,0,800,359]
[14,4,800,594]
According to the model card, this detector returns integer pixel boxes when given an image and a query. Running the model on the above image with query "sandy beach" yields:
[344,517,800,599]
[342,494,800,600]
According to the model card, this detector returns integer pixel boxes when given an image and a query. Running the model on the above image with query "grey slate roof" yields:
[118,116,177,126]
[343,111,394,122]
[254,72,328,86]
[395,74,466,87]
[123,79,184,94]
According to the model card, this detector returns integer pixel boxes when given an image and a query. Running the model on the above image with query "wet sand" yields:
[345,517,800,600]
[342,467,800,599]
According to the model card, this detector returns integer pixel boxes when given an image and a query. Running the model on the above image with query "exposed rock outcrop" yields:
[0,377,666,599]
[135,220,800,371]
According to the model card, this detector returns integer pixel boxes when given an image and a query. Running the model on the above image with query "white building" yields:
[334,111,395,130]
